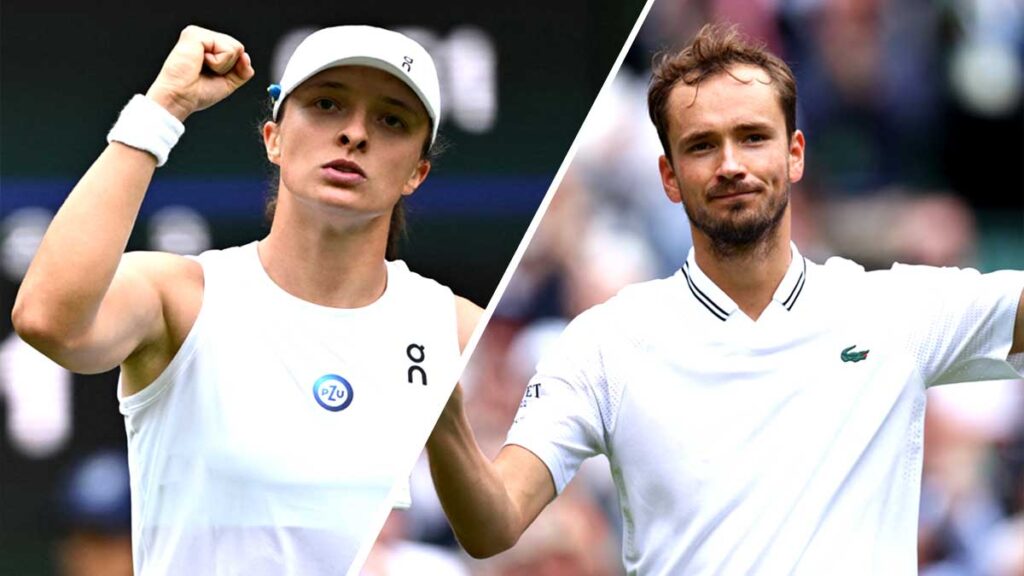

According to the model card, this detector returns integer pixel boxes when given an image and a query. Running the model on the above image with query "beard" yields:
[683,180,790,258]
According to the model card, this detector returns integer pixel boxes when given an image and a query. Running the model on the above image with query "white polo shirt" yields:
[505,244,1023,575]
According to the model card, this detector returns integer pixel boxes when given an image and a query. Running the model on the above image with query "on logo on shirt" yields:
[407,343,428,386]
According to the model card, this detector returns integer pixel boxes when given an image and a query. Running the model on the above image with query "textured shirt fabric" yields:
[506,244,1023,575]
[119,242,461,575]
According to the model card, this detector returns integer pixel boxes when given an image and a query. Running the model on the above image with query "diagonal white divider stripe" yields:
[345,1,658,573]
[451,0,660,377]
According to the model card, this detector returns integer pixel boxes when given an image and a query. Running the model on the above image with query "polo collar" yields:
[680,242,807,321]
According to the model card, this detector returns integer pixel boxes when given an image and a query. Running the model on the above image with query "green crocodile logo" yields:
[841,345,870,363]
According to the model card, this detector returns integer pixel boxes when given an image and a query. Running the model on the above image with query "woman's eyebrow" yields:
[304,80,419,115]
[381,96,417,115]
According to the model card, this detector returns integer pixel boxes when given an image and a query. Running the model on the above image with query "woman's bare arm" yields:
[12,25,254,379]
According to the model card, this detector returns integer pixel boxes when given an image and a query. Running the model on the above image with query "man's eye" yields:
[688,142,711,153]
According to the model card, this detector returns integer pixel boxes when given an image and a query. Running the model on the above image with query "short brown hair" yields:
[647,23,797,159]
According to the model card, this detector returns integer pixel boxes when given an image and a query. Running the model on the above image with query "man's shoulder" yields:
[617,272,685,300]
[811,254,982,290]
[806,254,908,298]
[803,255,1011,316]
[580,273,682,319]
[561,274,684,346]
[811,254,867,279]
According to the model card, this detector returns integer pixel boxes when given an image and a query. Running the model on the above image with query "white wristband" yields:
[106,95,185,167]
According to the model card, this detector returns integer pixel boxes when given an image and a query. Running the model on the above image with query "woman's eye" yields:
[382,114,406,129]
[314,99,336,111]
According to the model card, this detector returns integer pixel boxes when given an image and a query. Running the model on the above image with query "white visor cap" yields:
[272,26,441,145]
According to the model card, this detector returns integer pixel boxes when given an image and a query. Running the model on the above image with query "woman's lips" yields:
[321,166,367,186]
[321,159,367,186]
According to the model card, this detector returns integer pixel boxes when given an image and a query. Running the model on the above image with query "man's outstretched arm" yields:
[426,385,556,558]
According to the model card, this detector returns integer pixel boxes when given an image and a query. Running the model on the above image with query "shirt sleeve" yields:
[886,264,1024,386]
[504,309,614,494]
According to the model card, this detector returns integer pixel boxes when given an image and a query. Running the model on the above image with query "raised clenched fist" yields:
[145,25,255,122]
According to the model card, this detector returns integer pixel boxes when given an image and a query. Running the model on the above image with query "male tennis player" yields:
[426,24,1024,574]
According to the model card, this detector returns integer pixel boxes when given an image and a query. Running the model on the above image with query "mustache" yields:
[708,181,763,198]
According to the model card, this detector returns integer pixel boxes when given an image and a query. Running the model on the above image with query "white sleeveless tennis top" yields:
[118,242,461,575]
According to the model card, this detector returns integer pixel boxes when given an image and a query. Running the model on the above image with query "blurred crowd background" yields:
[384,0,1023,575]
[2,0,1023,574]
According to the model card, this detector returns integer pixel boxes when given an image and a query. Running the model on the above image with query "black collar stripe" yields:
[682,262,730,316]
[783,258,807,310]
[681,263,728,321]
[782,258,804,305]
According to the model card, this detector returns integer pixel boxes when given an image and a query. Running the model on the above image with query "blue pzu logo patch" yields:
[313,374,354,412]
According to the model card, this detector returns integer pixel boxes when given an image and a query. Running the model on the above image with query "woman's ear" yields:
[402,159,431,196]
[263,121,282,165]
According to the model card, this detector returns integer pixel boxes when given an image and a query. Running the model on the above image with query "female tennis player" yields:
[13,24,481,574]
